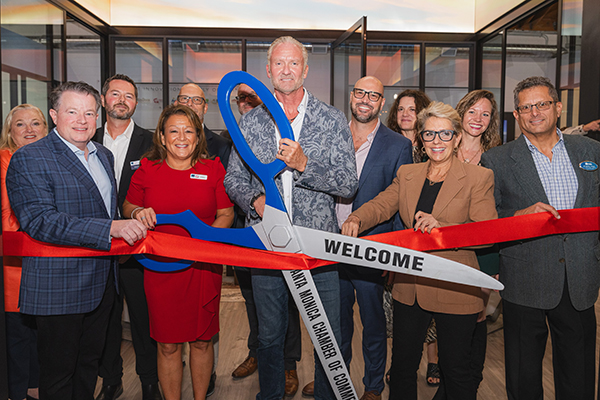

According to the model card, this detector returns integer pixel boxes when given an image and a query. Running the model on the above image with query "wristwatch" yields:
[249,193,264,212]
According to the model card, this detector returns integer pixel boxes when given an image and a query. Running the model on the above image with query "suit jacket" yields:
[204,125,232,169]
[223,90,358,233]
[6,130,118,315]
[481,134,600,310]
[94,123,153,214]
[352,156,497,314]
[346,123,413,277]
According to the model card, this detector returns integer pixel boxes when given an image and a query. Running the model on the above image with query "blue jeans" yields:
[339,265,386,394]
[252,266,340,400]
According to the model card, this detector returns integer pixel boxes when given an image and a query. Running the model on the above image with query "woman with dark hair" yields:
[386,89,431,148]
[123,105,234,400]
[1,104,48,400]
[344,102,497,400]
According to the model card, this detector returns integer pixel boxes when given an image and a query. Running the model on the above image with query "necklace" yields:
[459,145,482,164]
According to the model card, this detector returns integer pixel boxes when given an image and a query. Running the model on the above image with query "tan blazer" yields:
[351,156,497,315]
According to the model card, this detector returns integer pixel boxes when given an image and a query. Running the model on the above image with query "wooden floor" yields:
[96,282,600,400]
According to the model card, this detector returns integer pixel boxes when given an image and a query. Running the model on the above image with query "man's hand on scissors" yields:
[252,194,266,218]
[277,138,308,172]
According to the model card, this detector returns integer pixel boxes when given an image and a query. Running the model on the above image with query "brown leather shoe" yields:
[360,390,381,400]
[284,370,299,397]
[232,356,258,379]
[301,381,314,397]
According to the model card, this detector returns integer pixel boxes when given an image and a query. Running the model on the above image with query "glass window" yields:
[332,31,362,117]
[481,33,504,140]
[1,0,63,123]
[559,0,582,129]
[115,40,163,130]
[67,18,101,92]
[169,39,241,132]
[367,43,420,123]
[504,2,558,138]
[425,46,470,106]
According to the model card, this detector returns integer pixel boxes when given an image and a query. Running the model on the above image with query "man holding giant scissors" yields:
[224,36,358,400]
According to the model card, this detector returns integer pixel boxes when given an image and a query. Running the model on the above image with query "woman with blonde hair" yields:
[344,102,497,400]
[2,104,48,400]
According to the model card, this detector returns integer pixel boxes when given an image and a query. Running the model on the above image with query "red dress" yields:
[126,157,233,343]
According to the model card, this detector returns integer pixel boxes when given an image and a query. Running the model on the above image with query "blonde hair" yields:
[0,104,48,152]
[267,36,308,68]
[414,102,462,162]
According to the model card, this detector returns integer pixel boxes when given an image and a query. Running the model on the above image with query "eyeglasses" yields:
[235,93,258,102]
[177,95,206,105]
[352,88,383,102]
[420,130,456,142]
[515,100,555,114]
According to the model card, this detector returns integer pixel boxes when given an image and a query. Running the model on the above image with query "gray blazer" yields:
[481,134,600,310]
[223,90,358,233]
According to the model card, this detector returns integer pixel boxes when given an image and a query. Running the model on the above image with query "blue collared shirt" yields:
[523,129,578,210]
[54,129,114,217]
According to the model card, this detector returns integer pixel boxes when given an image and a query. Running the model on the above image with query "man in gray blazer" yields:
[481,76,600,400]
[224,36,358,400]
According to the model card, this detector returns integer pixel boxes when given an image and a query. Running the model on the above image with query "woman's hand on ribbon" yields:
[341,215,361,238]
[414,211,441,233]
[135,207,157,230]
[513,202,560,219]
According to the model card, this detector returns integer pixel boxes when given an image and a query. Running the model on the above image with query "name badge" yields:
[130,160,141,170]
[190,174,208,180]
[579,161,598,171]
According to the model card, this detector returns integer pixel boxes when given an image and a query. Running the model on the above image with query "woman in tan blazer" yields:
[343,102,497,400]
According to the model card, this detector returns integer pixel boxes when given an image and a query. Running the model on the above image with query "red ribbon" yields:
[3,207,599,269]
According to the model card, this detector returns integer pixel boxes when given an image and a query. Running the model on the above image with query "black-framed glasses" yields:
[235,93,257,102]
[352,88,383,102]
[515,100,555,114]
[420,130,456,142]
[177,95,206,105]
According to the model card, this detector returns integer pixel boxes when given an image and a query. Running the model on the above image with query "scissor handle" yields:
[218,71,294,212]
[135,210,268,272]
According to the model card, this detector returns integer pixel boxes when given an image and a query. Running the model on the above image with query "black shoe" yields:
[142,383,164,400]
[95,382,123,400]
[206,372,216,397]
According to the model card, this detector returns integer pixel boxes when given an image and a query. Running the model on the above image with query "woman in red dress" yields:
[123,105,234,400]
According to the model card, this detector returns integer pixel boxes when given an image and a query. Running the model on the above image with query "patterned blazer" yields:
[481,134,600,311]
[224,90,358,233]
[6,130,118,315]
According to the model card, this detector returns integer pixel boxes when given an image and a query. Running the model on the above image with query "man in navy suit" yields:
[6,81,147,400]
[336,76,412,400]
[93,74,162,400]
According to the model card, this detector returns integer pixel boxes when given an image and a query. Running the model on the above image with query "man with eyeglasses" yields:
[333,76,412,400]
[481,76,600,400]
[174,83,232,168]
[236,83,263,115]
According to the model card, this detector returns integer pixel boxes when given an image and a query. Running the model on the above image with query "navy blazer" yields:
[481,134,600,310]
[354,123,413,236]
[94,123,153,214]
[205,126,232,169]
[6,130,118,315]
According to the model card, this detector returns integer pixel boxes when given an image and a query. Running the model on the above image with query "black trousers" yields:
[98,257,158,386]
[389,300,478,400]
[235,266,301,370]
[6,312,39,399]
[503,285,596,400]
[35,272,115,400]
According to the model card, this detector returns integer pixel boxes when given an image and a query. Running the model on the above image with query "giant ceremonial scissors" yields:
[135,71,503,293]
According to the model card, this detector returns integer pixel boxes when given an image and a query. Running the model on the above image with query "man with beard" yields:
[334,76,412,400]
[93,74,162,400]
[224,36,358,400]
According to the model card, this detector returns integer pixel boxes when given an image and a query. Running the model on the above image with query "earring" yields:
[421,147,425,153]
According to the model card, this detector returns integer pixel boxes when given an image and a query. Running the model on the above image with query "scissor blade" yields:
[294,226,504,291]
